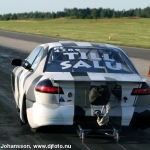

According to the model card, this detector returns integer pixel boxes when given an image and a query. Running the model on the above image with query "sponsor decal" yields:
[67,100,72,102]
[60,52,121,70]
[59,96,65,102]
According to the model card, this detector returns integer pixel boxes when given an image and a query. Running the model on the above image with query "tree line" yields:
[0,7,150,20]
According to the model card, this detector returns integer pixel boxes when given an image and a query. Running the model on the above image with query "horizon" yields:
[0,6,150,15]
[0,0,149,15]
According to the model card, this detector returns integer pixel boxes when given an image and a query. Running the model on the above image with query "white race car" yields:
[11,41,150,131]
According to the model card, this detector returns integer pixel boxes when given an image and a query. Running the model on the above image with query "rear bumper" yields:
[26,99,150,129]
[26,100,74,128]
[130,110,150,129]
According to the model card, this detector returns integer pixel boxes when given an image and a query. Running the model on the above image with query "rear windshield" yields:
[44,46,137,74]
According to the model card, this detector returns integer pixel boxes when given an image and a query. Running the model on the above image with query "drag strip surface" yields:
[0,29,150,60]
[0,30,60,43]
[0,31,150,150]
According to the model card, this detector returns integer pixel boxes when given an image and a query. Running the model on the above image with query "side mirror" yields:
[11,59,22,66]
[22,60,32,70]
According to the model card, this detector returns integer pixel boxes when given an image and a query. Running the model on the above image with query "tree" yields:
[0,15,2,20]
[0,6,150,20]
[64,8,71,17]
[91,8,98,20]
[56,11,66,18]
[51,12,56,18]
[44,12,52,18]
[145,7,150,18]
[85,7,91,19]
[11,13,17,20]
[100,9,107,18]
[70,7,78,18]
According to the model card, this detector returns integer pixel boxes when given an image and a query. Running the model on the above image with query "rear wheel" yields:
[20,119,26,126]
[16,104,20,112]
[21,95,28,123]
[30,125,64,133]
[31,128,37,132]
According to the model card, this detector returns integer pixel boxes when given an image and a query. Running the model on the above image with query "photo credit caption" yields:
[1,144,71,149]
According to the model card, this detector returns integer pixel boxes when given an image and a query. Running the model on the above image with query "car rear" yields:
[30,45,150,128]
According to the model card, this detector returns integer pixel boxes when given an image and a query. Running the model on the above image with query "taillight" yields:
[35,79,64,94]
[131,88,150,95]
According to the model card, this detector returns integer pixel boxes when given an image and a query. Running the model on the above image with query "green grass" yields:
[0,18,150,48]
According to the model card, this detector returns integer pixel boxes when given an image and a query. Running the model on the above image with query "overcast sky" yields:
[0,0,149,14]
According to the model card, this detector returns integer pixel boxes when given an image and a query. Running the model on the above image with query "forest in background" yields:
[0,6,150,20]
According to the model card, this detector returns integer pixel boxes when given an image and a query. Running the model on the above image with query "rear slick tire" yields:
[31,128,37,132]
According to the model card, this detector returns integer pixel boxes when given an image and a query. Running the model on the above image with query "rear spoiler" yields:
[45,72,146,83]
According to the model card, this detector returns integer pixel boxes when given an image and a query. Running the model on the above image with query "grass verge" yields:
[0,18,150,49]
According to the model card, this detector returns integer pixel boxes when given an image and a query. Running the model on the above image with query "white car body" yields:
[11,41,150,129]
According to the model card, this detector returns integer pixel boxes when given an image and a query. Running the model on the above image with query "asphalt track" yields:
[0,30,150,150]
[0,30,150,60]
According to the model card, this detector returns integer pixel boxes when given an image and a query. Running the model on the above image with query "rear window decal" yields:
[60,52,121,70]
[70,60,91,69]
[63,53,78,60]
[60,61,72,69]
[45,47,137,74]
[105,62,122,70]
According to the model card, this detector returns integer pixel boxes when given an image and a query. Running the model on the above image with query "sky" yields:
[0,0,149,15]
